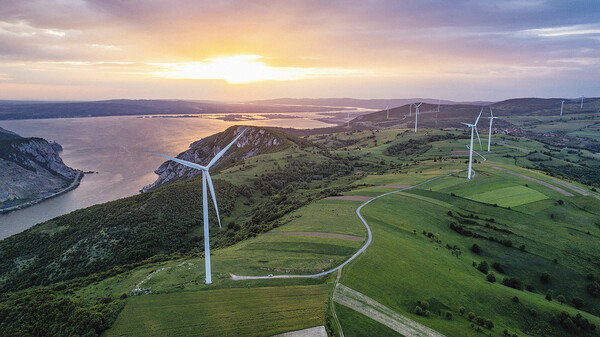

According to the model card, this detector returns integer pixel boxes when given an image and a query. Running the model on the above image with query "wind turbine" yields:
[347,111,351,128]
[437,100,440,113]
[560,100,564,116]
[487,106,499,152]
[413,102,422,133]
[386,106,390,119]
[148,129,247,284]
[409,103,412,117]
[462,108,483,180]
[581,96,584,109]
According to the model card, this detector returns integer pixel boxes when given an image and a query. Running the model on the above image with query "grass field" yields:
[466,185,549,207]
[107,285,329,337]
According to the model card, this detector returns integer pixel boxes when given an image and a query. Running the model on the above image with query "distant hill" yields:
[249,98,493,109]
[0,99,344,120]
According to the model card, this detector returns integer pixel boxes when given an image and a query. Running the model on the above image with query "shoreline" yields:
[0,170,84,215]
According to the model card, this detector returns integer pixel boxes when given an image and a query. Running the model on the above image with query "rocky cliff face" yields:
[143,125,310,192]
[0,129,78,206]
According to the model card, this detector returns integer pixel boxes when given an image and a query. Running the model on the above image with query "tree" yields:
[477,261,489,274]
[545,292,552,301]
[459,306,466,316]
[540,272,550,284]
[487,272,496,283]
[502,277,523,290]
[445,311,453,320]
[572,297,584,309]
[557,295,566,304]
[471,244,481,254]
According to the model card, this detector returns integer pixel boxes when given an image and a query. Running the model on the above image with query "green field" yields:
[466,185,549,207]
[107,285,329,336]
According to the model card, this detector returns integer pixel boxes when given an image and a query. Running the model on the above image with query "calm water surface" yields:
[0,113,337,239]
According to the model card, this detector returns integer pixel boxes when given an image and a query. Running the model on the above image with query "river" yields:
[0,111,359,239]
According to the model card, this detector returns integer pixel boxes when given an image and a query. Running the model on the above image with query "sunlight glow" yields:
[148,55,360,84]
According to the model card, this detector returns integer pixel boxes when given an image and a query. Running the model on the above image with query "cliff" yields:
[0,128,78,210]
[143,125,313,192]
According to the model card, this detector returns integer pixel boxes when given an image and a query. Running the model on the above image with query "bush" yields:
[485,319,494,329]
[477,261,489,274]
[557,295,565,304]
[459,306,466,315]
[418,300,430,310]
[492,262,504,273]
[530,309,537,317]
[572,297,584,309]
[471,244,481,254]
[540,272,550,284]
[545,292,552,301]
[445,311,453,320]
[502,277,523,290]
[512,296,519,303]
[487,272,496,283]
[468,312,475,320]
[526,285,535,292]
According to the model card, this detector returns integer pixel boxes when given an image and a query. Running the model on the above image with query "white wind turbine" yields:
[413,102,423,133]
[462,107,483,180]
[487,106,499,152]
[560,99,564,116]
[148,129,247,284]
[386,106,390,119]
[409,103,412,117]
[581,96,584,109]
[347,111,351,128]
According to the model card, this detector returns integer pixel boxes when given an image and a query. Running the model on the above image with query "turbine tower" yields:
[487,106,499,152]
[560,100,564,116]
[149,129,247,284]
[437,100,440,113]
[462,108,483,180]
[386,106,390,119]
[347,111,351,128]
[413,102,423,133]
[581,96,584,109]
[409,103,412,117]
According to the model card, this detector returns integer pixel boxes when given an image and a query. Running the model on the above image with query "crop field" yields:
[106,285,329,337]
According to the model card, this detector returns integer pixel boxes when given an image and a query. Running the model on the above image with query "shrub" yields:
[415,306,424,316]
[459,306,466,315]
[445,311,453,320]
[487,272,496,283]
[557,295,566,304]
[502,277,523,290]
[418,300,430,310]
[545,292,552,301]
[477,261,489,274]
[512,296,519,303]
[468,312,475,320]
[586,281,600,297]
[519,245,526,251]
[471,244,481,254]
[540,272,550,284]
[557,199,564,205]
[572,297,584,309]
[492,262,504,273]
[530,309,537,317]
[485,319,494,329]
[526,285,534,292]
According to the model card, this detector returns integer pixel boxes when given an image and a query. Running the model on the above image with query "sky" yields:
[0,0,599,101]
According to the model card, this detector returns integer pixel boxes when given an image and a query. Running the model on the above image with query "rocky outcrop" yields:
[0,130,78,208]
[143,125,311,192]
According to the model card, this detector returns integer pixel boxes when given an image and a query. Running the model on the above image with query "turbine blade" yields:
[475,127,482,149]
[207,128,247,169]
[148,151,206,171]
[475,107,483,125]
[489,106,494,117]
[461,122,471,127]
[205,171,221,228]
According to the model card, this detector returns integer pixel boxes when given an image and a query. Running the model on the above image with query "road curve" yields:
[230,170,472,281]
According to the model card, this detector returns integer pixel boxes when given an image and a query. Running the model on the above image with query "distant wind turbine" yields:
[560,100,564,116]
[462,107,483,180]
[148,129,247,284]
[386,106,390,119]
[413,102,422,133]
[581,96,584,109]
[409,103,412,117]
[487,106,499,152]
[437,100,440,113]
[347,111,351,128]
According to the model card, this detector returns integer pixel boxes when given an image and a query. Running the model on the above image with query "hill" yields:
[0,128,78,212]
